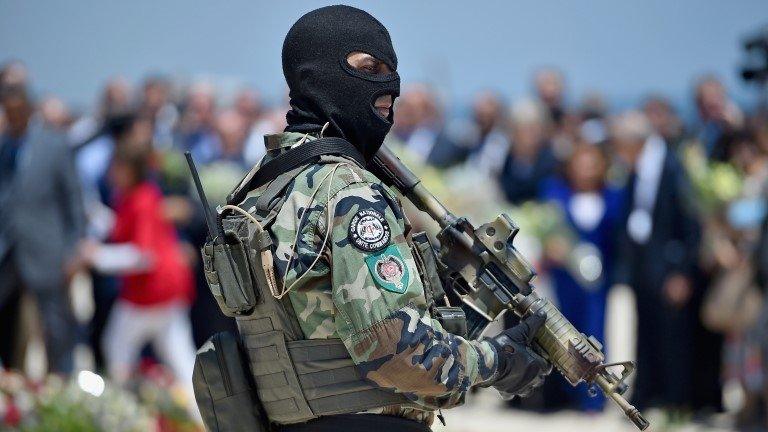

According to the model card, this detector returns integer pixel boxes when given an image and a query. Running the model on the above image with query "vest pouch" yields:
[240,330,315,424]
[434,306,468,338]
[192,332,268,432]
[410,232,446,301]
[202,234,259,317]
[410,232,469,337]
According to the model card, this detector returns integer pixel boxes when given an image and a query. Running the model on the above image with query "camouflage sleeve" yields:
[327,180,498,409]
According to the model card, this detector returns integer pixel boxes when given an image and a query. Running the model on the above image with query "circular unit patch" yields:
[348,209,391,252]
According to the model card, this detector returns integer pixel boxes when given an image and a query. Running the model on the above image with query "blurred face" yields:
[392,86,439,136]
[1,94,32,136]
[187,90,216,128]
[346,51,394,120]
[40,97,70,129]
[216,110,248,156]
[0,62,28,88]
[696,80,726,122]
[644,99,671,136]
[511,121,544,159]
[392,95,418,134]
[234,89,262,121]
[143,81,168,113]
[612,136,644,167]
[129,117,154,146]
[474,93,502,134]
[567,146,606,192]
[108,159,136,192]
[103,78,132,115]
[729,138,760,173]
[535,70,563,107]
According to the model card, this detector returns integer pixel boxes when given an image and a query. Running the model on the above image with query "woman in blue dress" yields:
[540,143,626,411]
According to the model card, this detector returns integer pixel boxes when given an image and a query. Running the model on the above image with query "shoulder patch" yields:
[348,209,391,252]
[365,245,410,294]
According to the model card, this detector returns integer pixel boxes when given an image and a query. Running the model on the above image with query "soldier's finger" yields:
[522,310,546,344]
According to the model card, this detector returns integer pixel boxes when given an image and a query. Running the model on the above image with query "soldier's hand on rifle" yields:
[485,310,552,399]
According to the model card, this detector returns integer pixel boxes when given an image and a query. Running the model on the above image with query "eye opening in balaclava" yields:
[341,51,398,123]
[282,5,401,161]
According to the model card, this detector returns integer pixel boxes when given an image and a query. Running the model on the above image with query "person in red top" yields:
[83,143,197,408]
[109,156,194,306]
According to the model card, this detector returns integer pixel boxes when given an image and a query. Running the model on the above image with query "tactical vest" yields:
[201,162,409,425]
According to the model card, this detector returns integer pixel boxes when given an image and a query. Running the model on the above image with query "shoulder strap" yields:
[228,137,364,205]
[254,165,307,214]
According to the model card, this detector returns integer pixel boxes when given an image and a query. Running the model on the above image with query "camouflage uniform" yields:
[239,132,498,424]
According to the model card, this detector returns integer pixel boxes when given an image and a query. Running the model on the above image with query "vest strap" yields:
[228,137,364,205]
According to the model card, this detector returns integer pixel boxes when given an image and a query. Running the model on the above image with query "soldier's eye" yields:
[346,51,392,76]
[362,62,378,74]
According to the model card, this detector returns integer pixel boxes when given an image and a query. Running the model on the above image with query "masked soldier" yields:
[198,5,551,432]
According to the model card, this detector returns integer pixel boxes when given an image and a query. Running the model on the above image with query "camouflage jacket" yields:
[239,132,499,424]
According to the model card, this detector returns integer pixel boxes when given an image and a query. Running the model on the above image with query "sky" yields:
[0,1,766,116]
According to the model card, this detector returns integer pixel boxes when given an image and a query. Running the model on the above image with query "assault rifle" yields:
[370,146,649,431]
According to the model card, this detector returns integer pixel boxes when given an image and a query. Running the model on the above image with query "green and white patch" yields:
[365,244,410,294]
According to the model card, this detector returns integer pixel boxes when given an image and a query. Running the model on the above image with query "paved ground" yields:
[433,389,736,432]
[430,285,739,432]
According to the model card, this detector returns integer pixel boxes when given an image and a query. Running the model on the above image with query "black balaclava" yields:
[282,5,400,161]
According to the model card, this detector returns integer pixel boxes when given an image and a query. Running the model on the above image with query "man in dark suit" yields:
[498,99,557,204]
[0,83,85,373]
[612,111,701,411]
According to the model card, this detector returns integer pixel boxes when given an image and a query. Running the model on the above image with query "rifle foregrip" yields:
[519,294,648,430]
[522,295,603,385]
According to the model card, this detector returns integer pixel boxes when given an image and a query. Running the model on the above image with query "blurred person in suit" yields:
[693,75,743,161]
[649,90,723,415]
[139,75,178,150]
[643,95,684,148]
[0,82,85,373]
[612,111,701,418]
[236,87,269,166]
[498,98,557,204]
[462,91,511,174]
[215,108,249,169]
[534,68,567,130]
[177,82,219,164]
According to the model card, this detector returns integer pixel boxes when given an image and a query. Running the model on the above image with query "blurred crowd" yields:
[1,58,768,430]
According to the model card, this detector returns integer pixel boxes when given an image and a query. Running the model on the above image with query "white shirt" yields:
[570,192,605,232]
[628,134,667,244]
